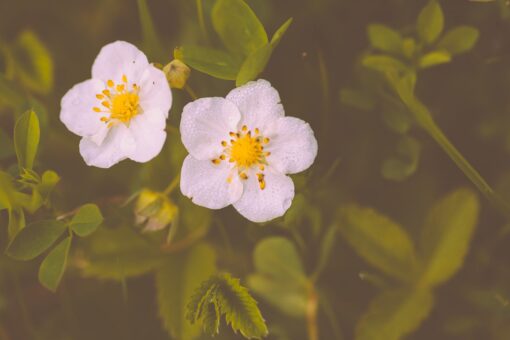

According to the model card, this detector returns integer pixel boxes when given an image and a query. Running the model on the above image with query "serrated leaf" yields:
[70,203,103,237]
[356,288,434,340]
[248,237,308,317]
[187,273,268,339]
[417,0,444,44]
[81,225,164,280]
[14,110,39,171]
[437,26,480,55]
[236,18,292,86]
[212,0,268,57]
[156,243,217,340]
[174,46,242,80]
[367,24,403,54]
[419,188,480,287]
[6,219,67,260]
[338,204,418,282]
[38,235,72,292]
[418,50,451,69]
[11,31,54,94]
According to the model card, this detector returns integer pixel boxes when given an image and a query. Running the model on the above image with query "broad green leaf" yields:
[362,55,409,75]
[6,219,67,260]
[70,203,103,237]
[248,237,308,317]
[14,110,40,171]
[175,46,242,80]
[418,50,451,69]
[81,225,164,280]
[338,204,418,282]
[419,188,480,287]
[137,0,165,61]
[38,235,72,292]
[187,273,268,339]
[236,18,292,86]
[212,0,268,57]
[437,26,480,55]
[356,288,434,340]
[367,24,403,54]
[156,243,217,340]
[417,0,444,44]
[11,31,54,94]
[381,136,421,182]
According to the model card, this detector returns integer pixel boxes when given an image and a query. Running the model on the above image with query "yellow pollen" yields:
[93,78,141,126]
[122,74,128,83]
[107,80,114,87]
[116,84,125,92]
[102,101,110,108]
[93,107,101,112]
[221,141,227,147]
[211,159,221,165]
[229,133,264,168]
[240,172,248,180]
[102,89,111,97]
[96,94,104,99]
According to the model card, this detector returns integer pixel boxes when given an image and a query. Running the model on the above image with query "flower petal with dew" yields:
[60,41,172,168]
[179,79,318,223]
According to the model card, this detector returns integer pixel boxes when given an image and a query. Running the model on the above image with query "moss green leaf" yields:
[356,288,435,340]
[70,203,103,237]
[419,188,480,287]
[212,0,268,57]
[248,237,309,317]
[362,55,409,75]
[14,110,39,171]
[6,219,67,260]
[417,0,444,44]
[367,24,404,54]
[38,235,72,292]
[437,26,480,55]
[187,273,268,339]
[381,136,421,182]
[418,50,451,69]
[338,204,418,282]
[11,31,54,94]
[156,243,217,340]
[174,46,242,80]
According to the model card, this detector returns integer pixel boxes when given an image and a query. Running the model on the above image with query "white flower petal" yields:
[127,110,167,163]
[265,117,318,174]
[60,79,105,138]
[180,98,241,160]
[226,79,284,130]
[138,65,172,118]
[233,169,294,223]
[79,124,135,168]
[180,155,243,209]
[91,41,149,83]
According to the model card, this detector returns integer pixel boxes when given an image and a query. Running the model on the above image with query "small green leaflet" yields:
[70,203,103,237]
[38,235,72,292]
[14,110,40,171]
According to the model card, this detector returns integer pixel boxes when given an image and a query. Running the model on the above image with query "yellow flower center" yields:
[211,125,271,190]
[93,74,140,127]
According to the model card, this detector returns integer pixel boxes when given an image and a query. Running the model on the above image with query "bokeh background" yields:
[1,0,510,339]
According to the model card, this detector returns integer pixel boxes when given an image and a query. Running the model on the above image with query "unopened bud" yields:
[163,59,191,89]
[135,189,178,232]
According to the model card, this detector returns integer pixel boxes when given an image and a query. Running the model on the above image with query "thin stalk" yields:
[306,283,319,340]
[195,0,209,42]
[184,84,198,100]
[163,174,180,195]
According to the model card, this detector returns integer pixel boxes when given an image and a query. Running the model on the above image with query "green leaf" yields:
[6,220,67,261]
[419,188,480,287]
[174,46,242,80]
[437,26,480,55]
[212,0,268,57]
[418,50,451,69]
[0,74,25,109]
[187,273,268,339]
[156,243,217,340]
[70,203,103,237]
[367,24,403,54]
[137,0,165,61]
[81,225,164,280]
[38,235,72,292]
[417,0,444,45]
[11,31,54,94]
[339,88,376,112]
[247,237,309,318]
[362,55,409,75]
[0,171,15,211]
[312,225,337,280]
[14,110,40,171]
[338,204,418,282]
[356,288,435,340]
[381,136,421,182]
[236,18,292,86]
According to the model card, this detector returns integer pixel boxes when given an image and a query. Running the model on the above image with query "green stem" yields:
[399,87,510,218]
[163,174,180,195]
[196,0,209,42]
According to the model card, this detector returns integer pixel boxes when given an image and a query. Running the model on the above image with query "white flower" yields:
[179,79,318,223]
[60,41,172,168]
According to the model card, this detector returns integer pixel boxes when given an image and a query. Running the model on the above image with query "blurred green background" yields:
[2,0,510,339]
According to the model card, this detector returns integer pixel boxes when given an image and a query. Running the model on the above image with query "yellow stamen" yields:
[93,107,101,112]
[122,74,128,83]
[107,80,114,87]
[96,94,104,100]
[116,84,125,92]
[240,172,248,180]
[211,159,221,165]
[102,101,110,108]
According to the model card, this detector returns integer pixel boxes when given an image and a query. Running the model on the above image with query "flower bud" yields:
[163,59,191,89]
[135,189,178,232]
